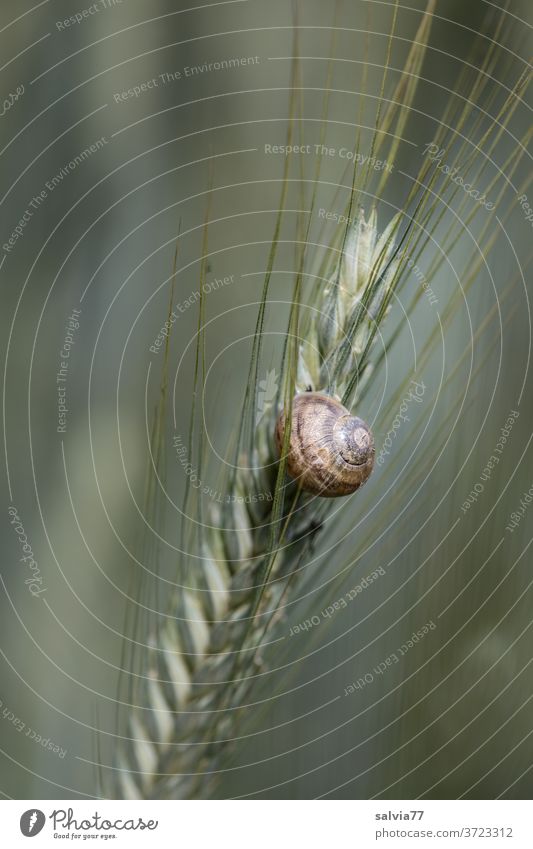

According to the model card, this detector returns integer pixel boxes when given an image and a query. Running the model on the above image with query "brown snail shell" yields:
[275,392,375,497]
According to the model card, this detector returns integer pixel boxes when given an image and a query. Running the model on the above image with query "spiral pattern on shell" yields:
[275,392,375,497]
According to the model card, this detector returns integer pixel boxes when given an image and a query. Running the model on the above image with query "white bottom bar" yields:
[3,799,532,848]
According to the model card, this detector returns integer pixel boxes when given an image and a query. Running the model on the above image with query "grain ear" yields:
[109,3,530,800]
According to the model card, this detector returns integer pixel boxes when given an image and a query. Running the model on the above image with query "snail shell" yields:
[275,392,375,497]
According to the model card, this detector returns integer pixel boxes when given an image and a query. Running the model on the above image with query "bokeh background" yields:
[0,0,531,799]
